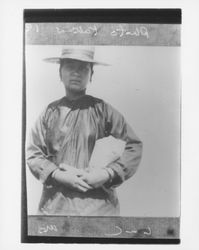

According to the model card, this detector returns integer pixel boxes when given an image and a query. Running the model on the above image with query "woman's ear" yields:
[90,73,93,82]
[59,63,63,81]
[90,65,94,82]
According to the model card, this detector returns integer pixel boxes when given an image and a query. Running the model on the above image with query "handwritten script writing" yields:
[26,24,149,39]
[38,224,58,234]
[105,226,151,237]
[111,25,149,39]
[56,26,98,36]
[37,223,151,237]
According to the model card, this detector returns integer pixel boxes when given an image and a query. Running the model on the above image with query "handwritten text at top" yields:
[26,24,149,39]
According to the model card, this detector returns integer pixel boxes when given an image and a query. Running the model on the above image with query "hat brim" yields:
[43,57,110,66]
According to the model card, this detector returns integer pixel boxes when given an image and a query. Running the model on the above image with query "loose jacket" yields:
[26,95,142,216]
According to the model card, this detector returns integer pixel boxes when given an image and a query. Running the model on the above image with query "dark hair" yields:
[59,59,94,80]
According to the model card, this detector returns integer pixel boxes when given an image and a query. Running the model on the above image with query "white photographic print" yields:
[23,10,181,242]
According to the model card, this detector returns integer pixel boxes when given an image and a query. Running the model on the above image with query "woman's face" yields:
[60,59,92,93]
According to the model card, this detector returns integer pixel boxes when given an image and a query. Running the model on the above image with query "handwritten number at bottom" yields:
[38,224,58,234]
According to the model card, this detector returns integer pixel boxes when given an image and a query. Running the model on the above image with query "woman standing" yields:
[26,46,143,216]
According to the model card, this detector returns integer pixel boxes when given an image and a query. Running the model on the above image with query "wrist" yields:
[52,168,62,180]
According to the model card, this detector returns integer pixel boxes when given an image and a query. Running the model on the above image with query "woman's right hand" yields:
[52,169,93,192]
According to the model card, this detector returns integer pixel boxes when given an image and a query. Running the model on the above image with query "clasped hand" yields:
[52,164,110,193]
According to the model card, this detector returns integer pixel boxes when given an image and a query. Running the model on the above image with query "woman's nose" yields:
[72,65,82,74]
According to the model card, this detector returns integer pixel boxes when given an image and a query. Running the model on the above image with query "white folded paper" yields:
[89,136,125,170]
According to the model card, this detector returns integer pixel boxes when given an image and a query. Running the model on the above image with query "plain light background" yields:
[1,0,199,249]
[26,45,181,217]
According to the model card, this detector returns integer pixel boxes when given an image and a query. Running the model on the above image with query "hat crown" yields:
[60,46,95,62]
[61,46,95,60]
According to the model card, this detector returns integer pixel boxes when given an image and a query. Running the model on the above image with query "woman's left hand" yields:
[80,169,110,188]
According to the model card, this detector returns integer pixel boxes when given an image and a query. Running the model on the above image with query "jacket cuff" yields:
[105,161,125,188]
[39,162,58,185]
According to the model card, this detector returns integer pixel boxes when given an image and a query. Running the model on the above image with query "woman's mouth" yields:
[70,79,81,84]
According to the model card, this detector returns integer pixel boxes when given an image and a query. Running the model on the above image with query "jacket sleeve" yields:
[104,103,143,187]
[26,108,58,184]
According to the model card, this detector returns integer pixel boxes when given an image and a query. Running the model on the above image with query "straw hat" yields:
[44,46,109,66]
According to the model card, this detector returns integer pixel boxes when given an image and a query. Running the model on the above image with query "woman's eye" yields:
[80,66,89,71]
[67,63,75,68]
